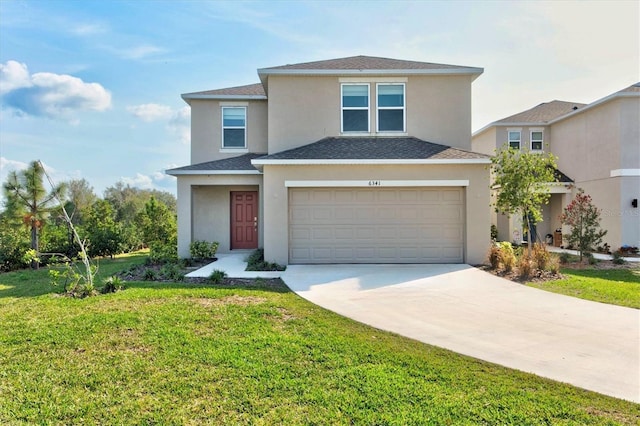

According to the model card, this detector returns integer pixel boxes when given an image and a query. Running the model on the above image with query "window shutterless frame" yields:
[508,130,521,150]
[530,130,543,151]
[221,106,247,148]
[376,83,405,132]
[341,83,370,133]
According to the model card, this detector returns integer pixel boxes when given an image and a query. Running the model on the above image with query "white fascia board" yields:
[166,169,261,176]
[257,67,484,77]
[611,169,640,177]
[181,94,267,101]
[285,180,469,187]
[251,158,491,166]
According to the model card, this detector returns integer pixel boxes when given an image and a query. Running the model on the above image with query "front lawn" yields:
[527,267,640,309]
[1,256,639,424]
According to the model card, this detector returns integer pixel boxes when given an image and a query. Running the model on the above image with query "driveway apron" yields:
[281,264,640,402]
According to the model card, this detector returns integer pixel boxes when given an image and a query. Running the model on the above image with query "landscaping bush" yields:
[518,254,534,279]
[189,240,219,260]
[497,242,516,273]
[245,248,286,271]
[546,254,561,274]
[490,224,498,241]
[208,269,227,284]
[558,251,571,264]
[102,276,125,293]
[161,263,184,282]
[487,244,501,270]
[148,242,178,264]
[612,251,626,265]
[532,243,550,270]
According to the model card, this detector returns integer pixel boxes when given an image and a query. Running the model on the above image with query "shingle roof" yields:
[166,153,264,174]
[182,83,266,98]
[260,55,477,71]
[256,137,490,161]
[553,167,573,183]
[494,100,587,124]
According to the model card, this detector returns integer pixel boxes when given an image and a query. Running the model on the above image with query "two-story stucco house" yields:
[472,83,640,250]
[167,56,492,265]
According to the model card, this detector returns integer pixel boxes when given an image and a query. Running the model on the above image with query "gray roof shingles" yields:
[183,83,266,97]
[260,55,477,71]
[168,153,264,173]
[495,100,587,124]
[257,137,490,161]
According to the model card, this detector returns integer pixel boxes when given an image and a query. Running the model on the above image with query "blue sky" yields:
[1,0,638,199]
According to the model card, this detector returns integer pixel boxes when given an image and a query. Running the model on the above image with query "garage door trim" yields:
[285,179,469,187]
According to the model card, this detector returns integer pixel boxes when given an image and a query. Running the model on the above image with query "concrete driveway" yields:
[281,264,640,402]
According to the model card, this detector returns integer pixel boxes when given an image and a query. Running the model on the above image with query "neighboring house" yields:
[167,55,491,265]
[472,83,640,250]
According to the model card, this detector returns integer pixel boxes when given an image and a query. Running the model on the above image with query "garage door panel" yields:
[289,187,464,264]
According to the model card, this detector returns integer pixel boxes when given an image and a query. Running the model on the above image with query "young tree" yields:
[85,199,123,258]
[491,147,558,253]
[2,161,66,267]
[560,188,607,262]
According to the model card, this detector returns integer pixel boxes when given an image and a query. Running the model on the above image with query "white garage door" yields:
[289,187,465,264]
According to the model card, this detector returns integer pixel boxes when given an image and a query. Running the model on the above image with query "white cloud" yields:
[0,60,32,94]
[119,44,164,60]
[0,60,112,120]
[72,23,108,36]
[127,103,173,121]
[121,173,154,190]
[169,106,191,145]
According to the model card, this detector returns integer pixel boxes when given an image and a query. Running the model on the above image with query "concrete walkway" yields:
[281,264,640,402]
[185,252,283,279]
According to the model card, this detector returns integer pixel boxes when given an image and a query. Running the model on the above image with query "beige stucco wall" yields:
[175,174,263,258]
[471,127,497,155]
[266,74,475,154]
[190,99,268,164]
[619,97,640,169]
[261,163,490,265]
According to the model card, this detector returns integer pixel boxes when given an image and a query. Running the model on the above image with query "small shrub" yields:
[490,224,498,241]
[586,252,597,265]
[149,242,178,264]
[143,268,158,281]
[487,244,500,270]
[497,242,516,273]
[546,254,561,274]
[612,251,626,265]
[532,243,550,270]
[190,240,219,260]
[208,269,227,284]
[518,254,534,279]
[102,276,125,293]
[161,263,184,282]
[245,249,286,271]
[559,252,571,264]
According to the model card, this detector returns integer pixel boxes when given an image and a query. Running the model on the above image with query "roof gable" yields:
[260,55,478,71]
[494,100,586,124]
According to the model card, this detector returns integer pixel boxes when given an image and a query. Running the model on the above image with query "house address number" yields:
[368,180,381,186]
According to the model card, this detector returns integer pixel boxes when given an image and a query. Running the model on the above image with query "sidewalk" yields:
[185,252,283,279]
[546,246,640,262]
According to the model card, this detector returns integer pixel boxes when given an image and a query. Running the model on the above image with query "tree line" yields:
[1,161,177,271]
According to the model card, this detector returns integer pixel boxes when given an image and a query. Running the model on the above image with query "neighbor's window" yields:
[377,84,405,132]
[341,84,369,132]
[531,130,543,151]
[222,107,246,148]
[508,130,521,150]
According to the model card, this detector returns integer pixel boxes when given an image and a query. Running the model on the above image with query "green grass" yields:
[1,256,639,424]
[527,267,640,309]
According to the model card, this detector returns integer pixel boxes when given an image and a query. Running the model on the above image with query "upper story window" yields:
[531,130,543,151]
[508,130,521,150]
[222,107,246,148]
[377,84,405,132]
[341,84,369,132]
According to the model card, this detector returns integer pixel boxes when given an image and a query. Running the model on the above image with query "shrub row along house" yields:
[472,83,640,250]
[167,55,639,265]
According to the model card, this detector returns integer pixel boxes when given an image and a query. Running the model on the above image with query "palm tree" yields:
[3,161,66,268]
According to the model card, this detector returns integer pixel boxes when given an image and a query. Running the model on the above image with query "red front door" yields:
[230,191,258,249]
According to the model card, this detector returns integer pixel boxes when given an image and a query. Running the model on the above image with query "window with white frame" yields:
[377,83,405,132]
[222,107,246,148]
[531,130,543,151]
[508,130,521,149]
[341,84,369,132]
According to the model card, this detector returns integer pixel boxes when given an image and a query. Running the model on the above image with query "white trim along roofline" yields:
[610,169,640,177]
[285,180,469,187]
[257,68,484,77]
[251,158,491,166]
[165,169,261,176]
